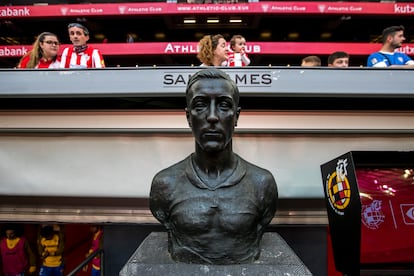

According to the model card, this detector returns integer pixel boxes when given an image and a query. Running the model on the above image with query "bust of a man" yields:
[150,68,278,265]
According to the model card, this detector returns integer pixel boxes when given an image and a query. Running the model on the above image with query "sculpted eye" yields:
[192,100,207,111]
[218,101,232,110]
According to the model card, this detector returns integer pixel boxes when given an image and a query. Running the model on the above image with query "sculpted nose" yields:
[207,102,219,123]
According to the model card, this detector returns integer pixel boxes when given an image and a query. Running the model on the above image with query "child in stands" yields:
[227,34,250,67]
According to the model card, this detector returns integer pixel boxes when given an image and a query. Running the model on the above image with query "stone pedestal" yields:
[120,232,312,276]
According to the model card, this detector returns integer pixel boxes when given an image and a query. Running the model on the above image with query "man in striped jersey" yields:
[60,23,105,69]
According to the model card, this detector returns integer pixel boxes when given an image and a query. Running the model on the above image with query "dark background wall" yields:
[103,224,327,276]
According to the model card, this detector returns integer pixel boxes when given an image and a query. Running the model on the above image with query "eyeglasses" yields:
[43,40,60,46]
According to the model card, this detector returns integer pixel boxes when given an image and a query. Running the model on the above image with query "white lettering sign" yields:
[394,4,414,13]
[0,47,28,57]
[0,7,30,17]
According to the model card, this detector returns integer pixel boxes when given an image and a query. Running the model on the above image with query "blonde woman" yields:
[18,32,60,69]
[197,34,228,66]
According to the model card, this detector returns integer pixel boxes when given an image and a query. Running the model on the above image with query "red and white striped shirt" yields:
[60,46,105,68]
[18,55,60,69]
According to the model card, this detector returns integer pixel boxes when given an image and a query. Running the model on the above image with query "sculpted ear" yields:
[234,107,241,127]
[185,107,192,127]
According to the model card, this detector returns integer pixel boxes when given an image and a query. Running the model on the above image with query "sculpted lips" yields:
[203,130,222,139]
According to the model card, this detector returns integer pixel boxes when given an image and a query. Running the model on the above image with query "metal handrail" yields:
[67,249,104,276]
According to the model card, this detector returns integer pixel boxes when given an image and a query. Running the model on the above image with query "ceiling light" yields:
[260,31,272,39]
[94,33,105,40]
[320,32,332,39]
[155,32,165,40]
[288,32,299,39]
[229,19,242,23]
[207,18,219,24]
[183,18,196,24]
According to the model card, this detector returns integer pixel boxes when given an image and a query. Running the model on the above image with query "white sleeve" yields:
[92,49,105,68]
[59,48,69,68]
[372,61,388,68]
[241,53,251,66]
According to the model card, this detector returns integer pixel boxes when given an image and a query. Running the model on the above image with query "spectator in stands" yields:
[60,23,105,68]
[0,224,36,276]
[126,34,134,43]
[301,55,321,67]
[83,225,103,276]
[38,225,64,276]
[17,32,60,69]
[367,25,414,68]
[227,34,250,67]
[328,51,349,67]
[197,34,228,66]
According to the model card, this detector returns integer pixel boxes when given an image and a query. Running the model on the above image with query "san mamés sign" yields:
[163,71,272,87]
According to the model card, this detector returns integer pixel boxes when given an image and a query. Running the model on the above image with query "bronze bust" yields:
[150,68,278,265]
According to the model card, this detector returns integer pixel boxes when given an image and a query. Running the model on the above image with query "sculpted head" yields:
[185,68,241,152]
[150,68,278,265]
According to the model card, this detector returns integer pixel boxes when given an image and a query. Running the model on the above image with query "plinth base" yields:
[120,232,312,276]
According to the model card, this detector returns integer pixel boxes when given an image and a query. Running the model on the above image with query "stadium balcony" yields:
[1,0,413,67]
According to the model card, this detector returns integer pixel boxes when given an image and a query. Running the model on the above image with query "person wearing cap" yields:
[367,25,414,68]
[60,23,105,68]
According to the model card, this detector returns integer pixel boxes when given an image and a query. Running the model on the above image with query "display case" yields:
[321,151,414,275]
